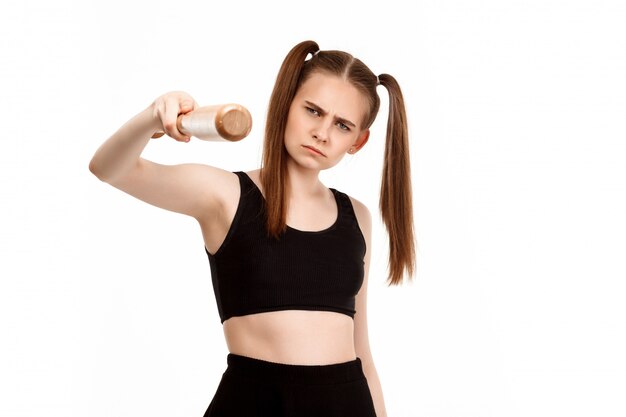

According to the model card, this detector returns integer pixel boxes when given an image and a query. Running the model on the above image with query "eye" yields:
[305,107,319,116]
[337,122,350,131]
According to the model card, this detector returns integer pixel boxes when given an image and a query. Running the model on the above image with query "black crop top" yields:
[204,171,367,324]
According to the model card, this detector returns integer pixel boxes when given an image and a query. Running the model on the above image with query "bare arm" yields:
[352,196,389,417]
[88,92,194,183]
[88,92,231,222]
[88,105,158,182]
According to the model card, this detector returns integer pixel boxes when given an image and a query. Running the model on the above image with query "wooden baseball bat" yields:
[151,103,252,142]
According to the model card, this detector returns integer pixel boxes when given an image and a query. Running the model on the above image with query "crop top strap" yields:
[233,171,258,199]
[233,170,361,233]
[333,188,362,233]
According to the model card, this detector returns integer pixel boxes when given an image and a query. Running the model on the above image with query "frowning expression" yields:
[284,72,370,170]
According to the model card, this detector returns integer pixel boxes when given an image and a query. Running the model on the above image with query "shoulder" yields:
[346,194,371,221]
[193,166,241,224]
[345,193,372,241]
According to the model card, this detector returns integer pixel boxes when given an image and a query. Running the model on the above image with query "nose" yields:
[313,133,327,143]
[312,121,331,142]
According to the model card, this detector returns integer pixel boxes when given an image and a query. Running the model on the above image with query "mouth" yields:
[302,145,326,157]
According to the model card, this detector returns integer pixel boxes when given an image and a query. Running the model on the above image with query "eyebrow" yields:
[304,100,357,128]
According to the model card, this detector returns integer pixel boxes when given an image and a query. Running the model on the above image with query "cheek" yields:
[284,121,302,147]
[284,121,296,140]
[286,113,309,135]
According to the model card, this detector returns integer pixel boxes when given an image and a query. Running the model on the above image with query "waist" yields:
[222,310,356,365]
[223,353,365,384]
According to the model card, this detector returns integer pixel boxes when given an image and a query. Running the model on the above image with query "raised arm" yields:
[88,91,231,222]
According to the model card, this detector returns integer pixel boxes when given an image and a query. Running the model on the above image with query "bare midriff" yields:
[222,310,357,365]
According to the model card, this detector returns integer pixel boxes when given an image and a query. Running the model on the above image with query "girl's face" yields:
[284,72,370,171]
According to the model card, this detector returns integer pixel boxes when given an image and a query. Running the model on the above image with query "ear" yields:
[351,129,370,153]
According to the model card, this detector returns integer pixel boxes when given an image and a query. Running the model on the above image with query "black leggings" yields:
[203,353,377,417]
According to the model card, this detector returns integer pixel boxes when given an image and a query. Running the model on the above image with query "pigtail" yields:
[378,74,417,285]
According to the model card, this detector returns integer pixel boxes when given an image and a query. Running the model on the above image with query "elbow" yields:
[88,159,98,176]
[88,159,106,182]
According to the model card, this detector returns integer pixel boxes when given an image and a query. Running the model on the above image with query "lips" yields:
[303,145,326,156]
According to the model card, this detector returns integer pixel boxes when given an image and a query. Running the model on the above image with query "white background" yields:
[1,1,624,416]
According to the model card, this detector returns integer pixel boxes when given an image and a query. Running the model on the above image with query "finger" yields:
[163,98,186,141]
[180,97,196,114]
[180,102,192,114]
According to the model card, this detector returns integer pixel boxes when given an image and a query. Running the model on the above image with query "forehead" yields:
[294,72,368,125]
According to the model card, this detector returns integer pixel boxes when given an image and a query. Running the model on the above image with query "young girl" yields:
[89,40,415,417]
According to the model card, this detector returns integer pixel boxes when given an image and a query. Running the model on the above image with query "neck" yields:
[285,159,327,200]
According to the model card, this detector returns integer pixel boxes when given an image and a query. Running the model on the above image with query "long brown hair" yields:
[260,40,416,286]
